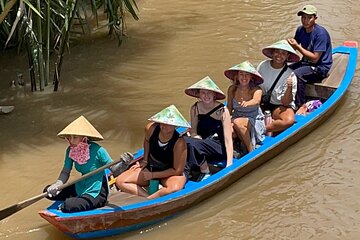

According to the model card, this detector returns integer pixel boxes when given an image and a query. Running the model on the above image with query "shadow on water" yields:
[0,17,183,158]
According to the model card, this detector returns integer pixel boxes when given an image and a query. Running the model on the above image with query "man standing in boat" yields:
[287,5,332,107]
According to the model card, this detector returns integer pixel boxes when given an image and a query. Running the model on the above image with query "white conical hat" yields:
[185,76,226,100]
[57,115,104,141]
[262,40,300,62]
[148,105,191,128]
[224,61,264,86]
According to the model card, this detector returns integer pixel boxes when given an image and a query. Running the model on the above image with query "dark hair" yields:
[249,79,257,88]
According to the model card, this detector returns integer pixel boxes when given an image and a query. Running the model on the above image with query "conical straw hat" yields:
[185,76,226,100]
[57,115,104,141]
[224,61,264,86]
[262,40,300,62]
[148,105,190,128]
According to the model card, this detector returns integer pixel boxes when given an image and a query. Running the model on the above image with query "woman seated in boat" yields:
[184,76,233,181]
[44,116,132,213]
[257,40,300,135]
[116,105,189,199]
[224,61,266,153]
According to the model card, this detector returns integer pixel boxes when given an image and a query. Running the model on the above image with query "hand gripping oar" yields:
[0,153,141,221]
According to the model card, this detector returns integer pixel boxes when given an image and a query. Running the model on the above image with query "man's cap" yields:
[297,5,317,16]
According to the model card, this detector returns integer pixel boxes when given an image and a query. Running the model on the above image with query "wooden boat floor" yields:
[305,53,349,99]
[101,190,148,209]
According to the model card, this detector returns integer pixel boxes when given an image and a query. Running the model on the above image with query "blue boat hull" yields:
[39,42,358,239]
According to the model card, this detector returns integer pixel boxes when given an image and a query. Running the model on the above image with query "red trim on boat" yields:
[343,41,358,48]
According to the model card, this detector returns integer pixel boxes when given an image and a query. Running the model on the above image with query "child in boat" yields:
[116,105,189,199]
[257,40,300,135]
[44,116,133,213]
[184,76,233,181]
[224,61,266,153]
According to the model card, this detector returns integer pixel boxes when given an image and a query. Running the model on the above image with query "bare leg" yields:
[231,122,237,138]
[266,106,295,133]
[233,117,253,152]
[147,175,186,199]
[115,168,149,197]
[295,104,308,115]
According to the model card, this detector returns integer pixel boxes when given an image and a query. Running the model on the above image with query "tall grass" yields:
[0,0,139,91]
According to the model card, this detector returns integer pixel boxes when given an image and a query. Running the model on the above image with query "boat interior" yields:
[305,53,348,100]
[101,51,350,209]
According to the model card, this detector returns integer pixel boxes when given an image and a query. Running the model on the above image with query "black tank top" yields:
[147,124,180,172]
[196,103,225,142]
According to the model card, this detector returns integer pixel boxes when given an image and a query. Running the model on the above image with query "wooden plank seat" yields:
[305,53,349,99]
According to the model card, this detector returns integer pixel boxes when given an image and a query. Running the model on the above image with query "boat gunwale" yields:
[39,43,358,238]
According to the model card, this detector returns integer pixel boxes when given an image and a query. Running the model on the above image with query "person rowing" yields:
[44,115,133,213]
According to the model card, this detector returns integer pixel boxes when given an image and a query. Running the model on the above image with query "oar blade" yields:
[0,153,140,221]
[0,193,47,221]
[0,204,21,221]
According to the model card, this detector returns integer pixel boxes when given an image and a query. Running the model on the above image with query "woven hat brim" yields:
[184,88,226,100]
[57,116,104,141]
[262,48,300,62]
[224,70,264,86]
[148,119,191,128]
[147,105,191,128]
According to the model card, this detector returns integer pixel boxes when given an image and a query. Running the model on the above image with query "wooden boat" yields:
[0,105,14,114]
[39,41,358,239]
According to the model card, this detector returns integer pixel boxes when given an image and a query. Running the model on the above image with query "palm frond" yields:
[1,0,140,91]
[0,0,17,25]
[22,0,43,18]
[122,0,138,20]
[5,0,25,47]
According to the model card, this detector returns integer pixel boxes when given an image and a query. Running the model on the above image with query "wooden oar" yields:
[0,155,141,221]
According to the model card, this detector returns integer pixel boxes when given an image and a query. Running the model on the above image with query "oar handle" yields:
[0,154,142,221]
[58,156,139,191]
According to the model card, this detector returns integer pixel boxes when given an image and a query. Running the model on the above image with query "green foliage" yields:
[0,0,139,91]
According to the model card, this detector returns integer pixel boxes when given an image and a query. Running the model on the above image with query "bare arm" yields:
[142,122,156,167]
[287,38,322,63]
[152,138,187,179]
[241,87,263,107]
[281,73,296,106]
[227,85,234,114]
[222,107,233,166]
[189,103,200,138]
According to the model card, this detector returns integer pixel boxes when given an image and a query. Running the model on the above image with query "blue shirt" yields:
[294,24,333,75]
[63,142,112,198]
